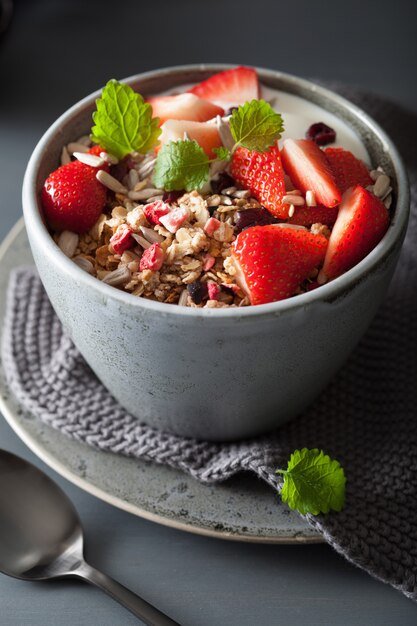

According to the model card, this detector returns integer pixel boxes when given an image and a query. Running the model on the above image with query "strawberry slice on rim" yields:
[232,224,328,305]
[188,66,260,107]
[281,139,342,208]
[324,147,373,193]
[231,145,288,218]
[147,93,224,125]
[318,185,390,283]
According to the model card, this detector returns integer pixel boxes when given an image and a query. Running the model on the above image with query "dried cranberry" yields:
[305,122,336,146]
[162,190,184,203]
[211,172,236,194]
[187,282,208,305]
[234,207,277,233]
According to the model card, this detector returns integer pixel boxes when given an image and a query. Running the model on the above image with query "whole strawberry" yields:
[42,161,107,233]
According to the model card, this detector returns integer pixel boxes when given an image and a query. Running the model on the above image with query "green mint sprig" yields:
[152,99,284,191]
[153,140,209,192]
[229,99,284,152]
[276,448,346,516]
[91,79,161,159]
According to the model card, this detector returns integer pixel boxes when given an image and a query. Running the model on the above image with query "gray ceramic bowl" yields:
[22,65,409,440]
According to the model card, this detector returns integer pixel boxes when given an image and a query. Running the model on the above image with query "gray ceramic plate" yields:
[0,220,320,543]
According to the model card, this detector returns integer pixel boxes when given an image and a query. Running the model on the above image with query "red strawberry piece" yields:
[88,145,105,157]
[87,145,110,171]
[281,139,342,208]
[42,161,107,234]
[202,253,215,271]
[204,217,222,236]
[143,200,171,225]
[147,93,224,125]
[110,224,134,255]
[207,282,220,300]
[159,120,222,158]
[232,225,328,305]
[324,147,373,193]
[188,66,259,107]
[139,242,165,271]
[231,146,288,218]
[318,185,390,283]
[158,206,188,233]
[287,205,339,227]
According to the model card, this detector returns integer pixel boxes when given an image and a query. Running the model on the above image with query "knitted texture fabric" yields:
[2,89,417,601]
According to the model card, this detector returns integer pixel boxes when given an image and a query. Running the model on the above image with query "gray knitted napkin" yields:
[2,88,417,601]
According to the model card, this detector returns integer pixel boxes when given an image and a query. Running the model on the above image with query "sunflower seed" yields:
[57,231,78,258]
[273,223,307,231]
[128,188,163,201]
[132,233,152,249]
[178,289,189,306]
[381,186,392,201]
[73,151,105,168]
[73,256,94,274]
[96,170,128,194]
[128,168,139,189]
[102,266,131,286]
[288,204,295,217]
[67,142,89,155]
[232,189,251,199]
[373,174,390,198]
[283,194,305,206]
[140,226,164,243]
[384,194,392,209]
[306,190,317,207]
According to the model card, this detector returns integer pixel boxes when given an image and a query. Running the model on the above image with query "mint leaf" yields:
[230,99,284,152]
[213,146,232,161]
[277,448,346,516]
[152,139,209,191]
[91,79,161,159]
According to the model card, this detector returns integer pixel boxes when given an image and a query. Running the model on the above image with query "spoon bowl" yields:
[0,449,180,625]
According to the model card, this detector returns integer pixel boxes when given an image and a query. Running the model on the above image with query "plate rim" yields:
[0,219,322,545]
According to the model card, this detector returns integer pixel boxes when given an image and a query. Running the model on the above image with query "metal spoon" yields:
[0,449,181,625]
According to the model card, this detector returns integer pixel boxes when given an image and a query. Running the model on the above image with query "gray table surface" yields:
[1,1,417,624]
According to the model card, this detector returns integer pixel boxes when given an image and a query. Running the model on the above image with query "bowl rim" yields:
[22,63,410,319]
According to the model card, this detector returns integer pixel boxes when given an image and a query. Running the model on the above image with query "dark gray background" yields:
[1,1,417,624]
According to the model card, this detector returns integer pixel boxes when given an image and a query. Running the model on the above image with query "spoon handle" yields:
[74,561,181,626]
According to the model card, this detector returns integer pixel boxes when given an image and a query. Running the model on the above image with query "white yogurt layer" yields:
[157,81,370,164]
[261,86,370,164]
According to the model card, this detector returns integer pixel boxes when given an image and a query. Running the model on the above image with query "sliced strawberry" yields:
[319,185,390,283]
[324,147,373,193]
[281,139,342,208]
[188,66,259,107]
[159,120,222,158]
[287,205,339,227]
[230,146,288,218]
[42,160,107,233]
[232,225,328,305]
[147,93,224,125]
